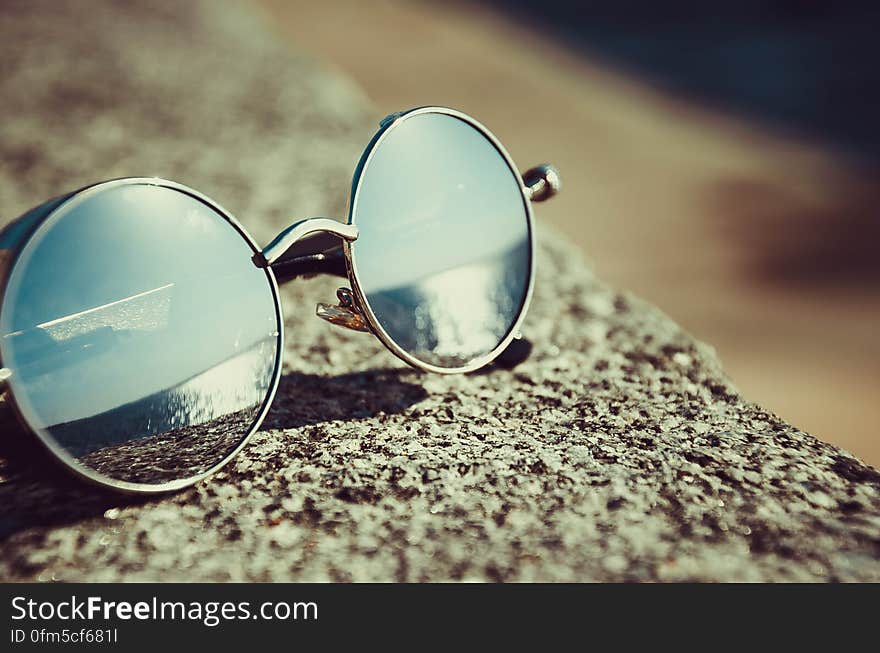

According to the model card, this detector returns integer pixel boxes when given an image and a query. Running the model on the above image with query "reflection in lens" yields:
[0,183,280,487]
[351,112,531,369]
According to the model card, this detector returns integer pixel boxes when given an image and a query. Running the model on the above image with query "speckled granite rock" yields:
[1,0,879,582]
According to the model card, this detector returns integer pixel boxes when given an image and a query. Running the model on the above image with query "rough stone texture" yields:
[1,0,879,582]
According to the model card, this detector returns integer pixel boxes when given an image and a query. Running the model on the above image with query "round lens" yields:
[350,112,531,370]
[0,182,280,490]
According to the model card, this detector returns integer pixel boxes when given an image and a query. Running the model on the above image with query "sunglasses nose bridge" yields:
[254,218,358,268]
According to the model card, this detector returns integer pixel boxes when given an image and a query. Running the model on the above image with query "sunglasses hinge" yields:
[522,164,562,202]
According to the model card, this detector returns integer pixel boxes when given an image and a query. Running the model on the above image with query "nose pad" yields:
[316,287,370,332]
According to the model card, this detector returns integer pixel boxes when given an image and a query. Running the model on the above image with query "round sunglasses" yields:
[0,106,560,493]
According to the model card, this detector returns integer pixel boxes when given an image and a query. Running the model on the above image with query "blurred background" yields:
[254,0,880,464]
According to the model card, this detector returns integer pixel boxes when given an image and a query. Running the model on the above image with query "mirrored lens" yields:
[0,183,280,488]
[351,112,531,369]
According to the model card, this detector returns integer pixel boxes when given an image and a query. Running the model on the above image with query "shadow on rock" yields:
[261,367,427,430]
[0,367,427,541]
[0,413,150,541]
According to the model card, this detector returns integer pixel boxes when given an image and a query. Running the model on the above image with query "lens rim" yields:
[344,106,536,374]
[0,178,284,494]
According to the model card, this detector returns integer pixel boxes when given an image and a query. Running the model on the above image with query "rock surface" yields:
[1,0,879,582]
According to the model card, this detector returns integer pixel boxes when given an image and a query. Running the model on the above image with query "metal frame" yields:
[0,178,285,494]
[0,106,558,494]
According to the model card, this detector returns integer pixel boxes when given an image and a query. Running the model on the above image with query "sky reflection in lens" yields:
[0,183,280,486]
[351,113,531,368]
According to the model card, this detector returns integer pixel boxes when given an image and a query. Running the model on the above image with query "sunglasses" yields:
[0,106,560,493]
